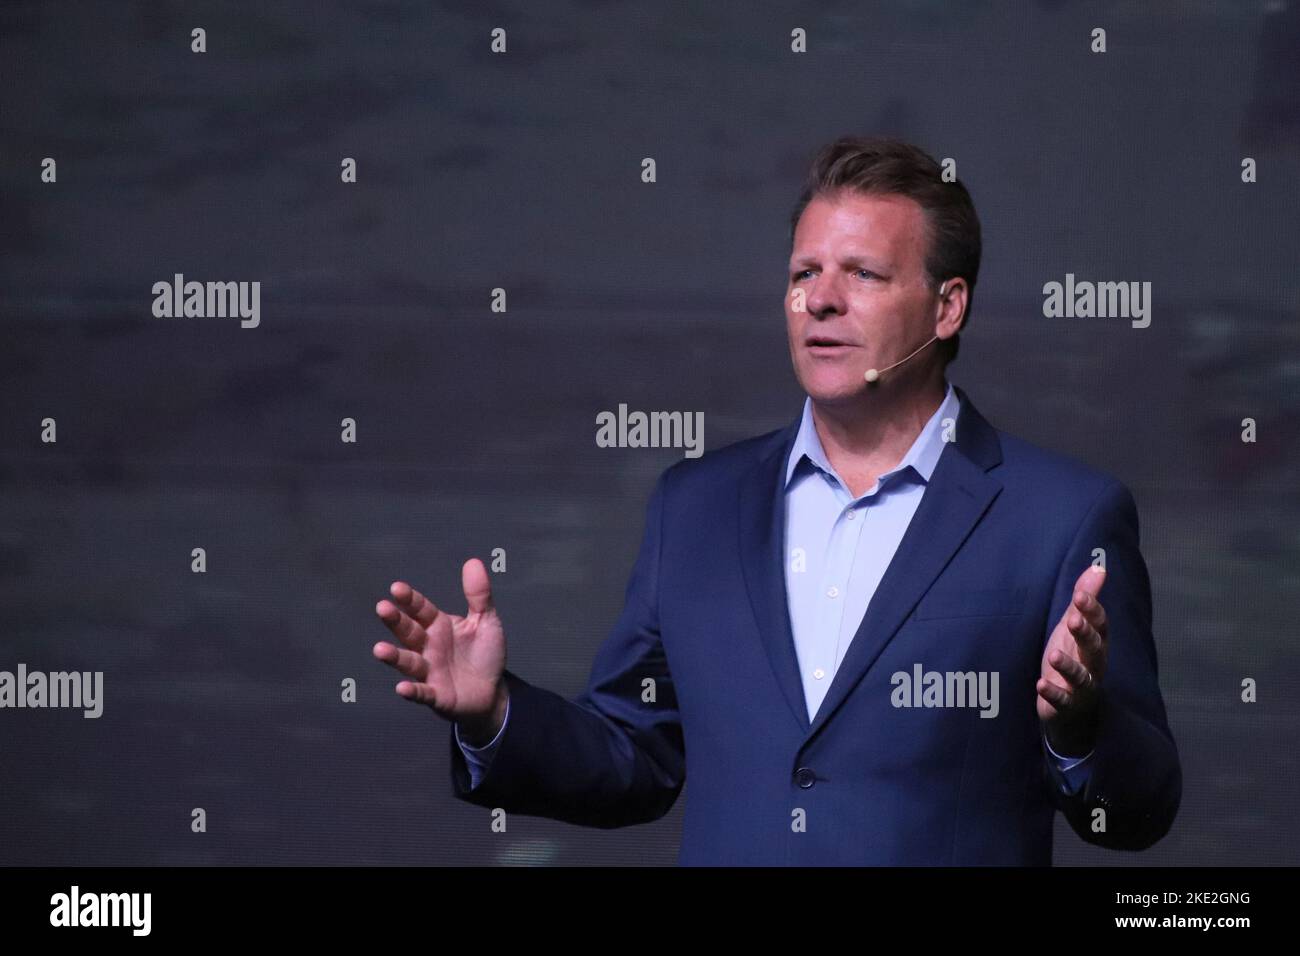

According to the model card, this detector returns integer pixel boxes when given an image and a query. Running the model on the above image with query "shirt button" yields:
[846,511,856,520]
[826,586,839,598]
[813,668,825,680]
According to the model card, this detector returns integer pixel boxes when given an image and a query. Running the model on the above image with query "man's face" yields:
[785,190,940,405]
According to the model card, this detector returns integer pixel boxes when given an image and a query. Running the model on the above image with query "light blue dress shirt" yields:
[458,380,1094,795]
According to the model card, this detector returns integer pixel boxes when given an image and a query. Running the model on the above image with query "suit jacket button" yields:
[794,767,816,789]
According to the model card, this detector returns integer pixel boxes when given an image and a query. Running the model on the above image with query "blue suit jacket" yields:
[449,385,1182,864]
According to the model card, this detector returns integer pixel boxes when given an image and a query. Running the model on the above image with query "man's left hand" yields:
[1037,565,1109,757]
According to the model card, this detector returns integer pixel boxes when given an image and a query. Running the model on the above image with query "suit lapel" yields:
[737,385,1005,743]
[738,416,811,734]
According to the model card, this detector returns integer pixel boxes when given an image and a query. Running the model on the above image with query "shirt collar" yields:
[784,379,960,491]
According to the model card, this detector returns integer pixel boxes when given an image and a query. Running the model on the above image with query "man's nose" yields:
[802,274,845,317]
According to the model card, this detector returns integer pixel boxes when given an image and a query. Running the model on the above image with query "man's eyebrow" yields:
[788,254,888,269]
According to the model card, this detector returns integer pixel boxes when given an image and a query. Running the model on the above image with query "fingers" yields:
[374,566,489,712]
[395,680,438,707]
[375,598,426,651]
[1048,649,1091,691]
[1040,646,1098,716]
[1071,564,1106,602]
[371,640,429,682]
[1071,582,1102,642]
[1036,676,1073,710]
[1072,586,1107,635]
[388,580,442,629]
[1059,566,1106,654]
[1066,593,1106,657]
[462,558,494,615]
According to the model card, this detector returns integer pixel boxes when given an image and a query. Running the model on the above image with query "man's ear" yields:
[935,277,968,337]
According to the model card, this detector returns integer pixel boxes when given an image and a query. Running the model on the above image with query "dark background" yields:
[1,0,1297,866]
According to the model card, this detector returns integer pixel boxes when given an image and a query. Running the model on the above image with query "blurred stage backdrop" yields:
[1,0,1297,866]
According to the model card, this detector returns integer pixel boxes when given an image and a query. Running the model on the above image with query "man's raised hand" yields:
[1037,564,1109,757]
[372,558,508,744]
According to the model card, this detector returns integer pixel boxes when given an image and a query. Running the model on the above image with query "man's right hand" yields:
[372,557,509,746]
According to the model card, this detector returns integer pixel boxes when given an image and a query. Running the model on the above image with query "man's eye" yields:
[793,270,813,281]
[856,269,878,280]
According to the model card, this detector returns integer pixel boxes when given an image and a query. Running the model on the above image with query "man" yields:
[372,136,1181,865]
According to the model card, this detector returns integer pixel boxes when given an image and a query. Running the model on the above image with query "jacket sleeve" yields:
[447,467,686,828]
[1042,479,1182,850]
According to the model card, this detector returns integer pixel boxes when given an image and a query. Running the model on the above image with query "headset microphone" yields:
[863,280,948,384]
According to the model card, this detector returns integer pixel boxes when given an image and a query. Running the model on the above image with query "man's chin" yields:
[800,377,868,407]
